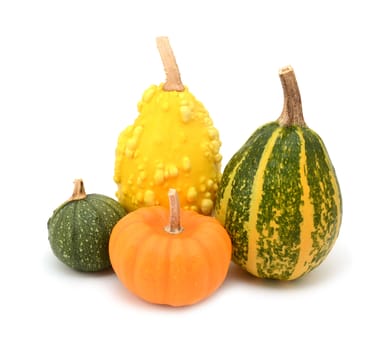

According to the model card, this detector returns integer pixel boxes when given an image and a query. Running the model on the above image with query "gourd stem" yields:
[165,188,183,234]
[69,179,87,201]
[156,36,185,92]
[277,65,306,127]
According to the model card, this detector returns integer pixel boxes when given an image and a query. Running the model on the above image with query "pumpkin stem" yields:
[277,65,306,127]
[165,188,183,234]
[156,36,185,92]
[69,179,87,201]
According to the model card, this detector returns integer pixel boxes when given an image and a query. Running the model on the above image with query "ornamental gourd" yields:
[48,179,127,272]
[109,189,232,307]
[114,37,222,215]
[215,66,342,280]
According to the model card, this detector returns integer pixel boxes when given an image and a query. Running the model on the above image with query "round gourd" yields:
[109,189,232,307]
[215,66,342,280]
[48,179,127,272]
[114,37,222,215]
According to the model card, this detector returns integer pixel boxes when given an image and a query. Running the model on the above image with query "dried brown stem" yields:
[156,36,184,92]
[69,179,87,201]
[277,65,306,127]
[165,188,183,234]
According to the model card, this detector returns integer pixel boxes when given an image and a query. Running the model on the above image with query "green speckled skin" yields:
[215,122,342,280]
[220,123,278,267]
[48,194,127,272]
[255,125,303,279]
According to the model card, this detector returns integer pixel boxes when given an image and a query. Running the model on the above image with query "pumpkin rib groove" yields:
[71,202,81,269]
[90,195,126,220]
[76,200,103,270]
[115,224,137,291]
[85,198,110,241]
[131,231,160,300]
[70,201,80,269]
[144,233,170,304]
[112,229,132,285]
[165,236,185,305]
[87,197,121,269]
[117,223,151,292]
[188,234,213,298]
[161,235,172,304]
[168,237,195,304]
[190,220,231,297]
[75,199,101,271]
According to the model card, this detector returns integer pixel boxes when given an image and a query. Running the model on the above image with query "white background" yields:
[1,0,387,349]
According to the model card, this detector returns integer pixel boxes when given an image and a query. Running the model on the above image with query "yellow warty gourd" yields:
[114,37,222,215]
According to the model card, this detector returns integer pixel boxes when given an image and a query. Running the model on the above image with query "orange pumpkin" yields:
[109,188,232,307]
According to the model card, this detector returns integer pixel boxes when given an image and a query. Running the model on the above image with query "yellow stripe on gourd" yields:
[216,156,246,226]
[289,129,315,280]
[245,128,282,274]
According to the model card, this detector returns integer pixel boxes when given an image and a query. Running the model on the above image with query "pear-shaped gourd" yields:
[215,66,342,280]
[114,37,222,215]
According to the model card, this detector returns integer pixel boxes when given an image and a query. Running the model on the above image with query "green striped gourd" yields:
[215,66,342,280]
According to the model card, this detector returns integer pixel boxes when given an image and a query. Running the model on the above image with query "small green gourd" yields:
[48,179,127,272]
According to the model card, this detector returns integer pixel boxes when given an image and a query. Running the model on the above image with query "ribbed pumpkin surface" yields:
[215,120,342,280]
[109,199,232,306]
[48,183,127,272]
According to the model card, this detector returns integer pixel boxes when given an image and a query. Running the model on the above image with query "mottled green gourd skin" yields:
[215,121,342,280]
[48,194,127,272]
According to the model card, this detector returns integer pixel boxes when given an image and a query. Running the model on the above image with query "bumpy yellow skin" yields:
[114,83,222,215]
